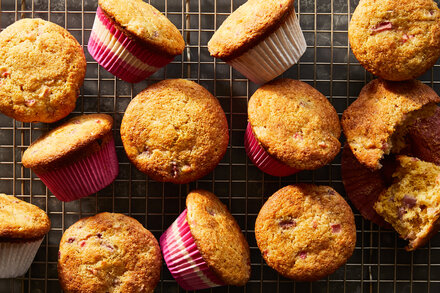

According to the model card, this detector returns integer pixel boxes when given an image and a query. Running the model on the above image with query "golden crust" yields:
[99,0,185,57]
[186,190,250,286]
[0,18,86,123]
[0,194,50,240]
[248,79,341,170]
[120,79,229,184]
[348,0,440,81]
[208,0,294,60]
[58,212,161,293]
[255,184,356,281]
[342,79,440,170]
[22,114,113,173]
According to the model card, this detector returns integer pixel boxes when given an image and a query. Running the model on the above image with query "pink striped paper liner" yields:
[244,123,299,177]
[160,209,225,290]
[35,137,119,202]
[88,7,174,83]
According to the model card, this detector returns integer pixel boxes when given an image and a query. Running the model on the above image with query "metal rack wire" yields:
[0,0,440,292]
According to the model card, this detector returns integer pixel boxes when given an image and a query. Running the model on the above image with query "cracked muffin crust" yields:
[349,0,440,81]
[342,79,440,170]
[22,114,113,173]
[0,18,86,123]
[98,0,185,57]
[255,184,356,281]
[0,194,50,241]
[120,79,229,184]
[58,212,161,293]
[248,79,341,170]
[186,190,251,286]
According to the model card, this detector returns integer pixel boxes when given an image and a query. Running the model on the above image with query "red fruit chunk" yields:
[331,224,341,233]
[372,21,392,34]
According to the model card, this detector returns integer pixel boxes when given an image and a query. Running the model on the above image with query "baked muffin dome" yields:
[0,18,86,123]
[349,0,440,81]
[121,79,229,184]
[342,79,440,170]
[58,212,161,292]
[255,184,356,281]
[248,78,341,170]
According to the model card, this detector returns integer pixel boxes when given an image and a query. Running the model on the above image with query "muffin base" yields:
[227,10,306,84]
[88,7,173,83]
[245,123,299,177]
[0,238,44,278]
[36,137,119,202]
[160,209,225,290]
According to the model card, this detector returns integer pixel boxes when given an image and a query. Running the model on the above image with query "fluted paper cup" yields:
[245,123,299,177]
[160,209,225,290]
[227,10,306,84]
[0,238,44,278]
[88,7,173,83]
[36,137,119,202]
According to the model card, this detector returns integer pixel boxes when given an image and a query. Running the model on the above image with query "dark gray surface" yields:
[0,0,440,292]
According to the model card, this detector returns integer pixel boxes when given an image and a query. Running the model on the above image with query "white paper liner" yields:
[227,10,307,84]
[0,238,44,278]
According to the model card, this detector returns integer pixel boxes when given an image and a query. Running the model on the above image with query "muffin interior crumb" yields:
[374,155,440,250]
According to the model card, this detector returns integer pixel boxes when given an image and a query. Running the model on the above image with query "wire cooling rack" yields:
[1,0,440,292]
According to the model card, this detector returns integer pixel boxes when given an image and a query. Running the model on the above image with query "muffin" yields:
[0,194,50,278]
[374,156,440,250]
[22,114,118,202]
[0,18,86,123]
[88,0,185,83]
[342,79,440,170]
[341,144,394,228]
[208,0,306,84]
[120,79,229,184]
[255,184,356,281]
[58,212,161,292]
[245,79,341,176]
[349,0,440,81]
[160,190,250,290]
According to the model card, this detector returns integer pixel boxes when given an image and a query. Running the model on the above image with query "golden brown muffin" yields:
[342,79,440,170]
[208,0,294,60]
[120,79,229,184]
[374,156,440,251]
[349,0,440,81]
[22,114,113,173]
[248,78,341,170]
[0,194,50,241]
[186,190,250,286]
[99,0,185,57]
[58,212,161,293]
[0,18,86,123]
[255,184,356,281]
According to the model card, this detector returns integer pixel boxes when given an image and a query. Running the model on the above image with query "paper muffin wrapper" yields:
[160,209,225,290]
[88,7,173,83]
[227,9,307,84]
[244,123,299,177]
[0,238,44,278]
[36,137,119,202]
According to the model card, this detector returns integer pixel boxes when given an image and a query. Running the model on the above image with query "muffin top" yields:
[255,184,356,281]
[0,18,86,123]
[0,194,50,240]
[348,0,440,81]
[120,79,229,184]
[208,0,294,60]
[22,114,113,172]
[186,190,250,286]
[248,79,341,170]
[99,0,185,57]
[342,79,440,170]
[58,212,161,293]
